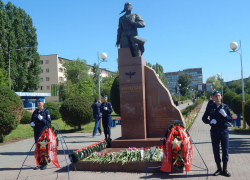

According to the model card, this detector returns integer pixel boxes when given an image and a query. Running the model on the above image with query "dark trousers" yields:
[102,116,111,138]
[210,127,229,163]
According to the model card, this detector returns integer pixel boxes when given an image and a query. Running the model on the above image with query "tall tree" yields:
[178,74,191,96]
[0,1,40,91]
[0,68,8,85]
[91,62,99,88]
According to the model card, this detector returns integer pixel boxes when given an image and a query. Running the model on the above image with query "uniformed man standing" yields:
[206,93,215,109]
[202,90,232,177]
[91,98,102,137]
[30,98,51,143]
[100,95,113,139]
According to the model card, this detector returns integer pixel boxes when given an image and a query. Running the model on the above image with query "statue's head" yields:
[120,2,132,14]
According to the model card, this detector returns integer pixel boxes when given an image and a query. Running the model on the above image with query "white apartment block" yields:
[37,54,114,102]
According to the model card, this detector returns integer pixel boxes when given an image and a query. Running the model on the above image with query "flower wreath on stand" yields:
[34,125,60,169]
[160,123,193,172]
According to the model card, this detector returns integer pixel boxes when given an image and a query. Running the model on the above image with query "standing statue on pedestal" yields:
[116,2,147,57]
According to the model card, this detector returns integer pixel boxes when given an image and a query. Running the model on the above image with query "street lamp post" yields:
[217,73,223,103]
[178,84,181,102]
[97,52,108,100]
[229,40,246,128]
[7,47,28,89]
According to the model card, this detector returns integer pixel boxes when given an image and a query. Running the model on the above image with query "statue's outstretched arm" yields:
[134,14,145,28]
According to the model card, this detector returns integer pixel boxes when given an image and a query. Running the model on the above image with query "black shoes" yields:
[223,162,231,177]
[213,162,222,176]
[40,165,47,170]
[213,162,231,177]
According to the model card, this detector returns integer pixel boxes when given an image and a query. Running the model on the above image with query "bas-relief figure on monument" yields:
[116,2,147,57]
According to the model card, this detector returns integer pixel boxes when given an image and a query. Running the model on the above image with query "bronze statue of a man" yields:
[116,2,146,57]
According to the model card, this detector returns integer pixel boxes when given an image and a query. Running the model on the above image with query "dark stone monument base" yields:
[111,137,163,148]
[73,148,183,173]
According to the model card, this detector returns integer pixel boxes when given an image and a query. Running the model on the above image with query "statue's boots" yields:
[223,162,231,177]
[213,162,222,176]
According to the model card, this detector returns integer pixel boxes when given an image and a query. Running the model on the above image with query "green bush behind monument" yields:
[231,93,250,114]
[44,102,61,120]
[20,109,32,124]
[0,85,23,142]
[110,75,120,115]
[223,91,237,106]
[244,100,250,127]
[59,96,92,130]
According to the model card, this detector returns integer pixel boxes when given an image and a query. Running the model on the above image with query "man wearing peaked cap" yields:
[202,90,232,177]
[100,95,113,140]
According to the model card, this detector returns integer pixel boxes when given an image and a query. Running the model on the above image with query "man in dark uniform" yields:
[100,95,113,139]
[91,98,102,137]
[30,98,51,170]
[30,98,51,143]
[202,90,232,177]
[206,92,215,109]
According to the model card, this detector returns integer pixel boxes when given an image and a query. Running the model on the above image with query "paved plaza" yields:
[0,102,250,180]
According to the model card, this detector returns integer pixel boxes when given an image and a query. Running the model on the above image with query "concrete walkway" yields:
[1,101,249,179]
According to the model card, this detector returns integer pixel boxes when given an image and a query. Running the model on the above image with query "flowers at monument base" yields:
[160,123,193,172]
[34,127,60,168]
[85,146,164,165]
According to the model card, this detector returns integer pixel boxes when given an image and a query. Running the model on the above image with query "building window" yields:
[46,68,49,73]
[46,86,50,90]
[64,69,66,72]
[59,59,63,64]
[59,68,63,72]
[41,60,43,64]
[59,77,63,82]
[41,69,43,73]
[45,60,49,64]
[40,78,43,82]
[40,86,43,90]
[46,77,50,81]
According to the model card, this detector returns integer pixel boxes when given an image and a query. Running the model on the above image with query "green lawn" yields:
[2,112,121,145]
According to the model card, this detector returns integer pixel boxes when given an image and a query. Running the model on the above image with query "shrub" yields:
[0,85,23,142]
[110,75,120,115]
[231,93,250,114]
[44,102,61,120]
[244,100,250,127]
[59,95,92,130]
[195,99,203,104]
[20,109,32,124]
[223,91,237,107]
[200,96,206,100]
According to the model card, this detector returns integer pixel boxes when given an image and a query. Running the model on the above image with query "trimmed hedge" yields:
[44,102,61,120]
[223,91,237,107]
[20,109,32,124]
[244,100,250,127]
[0,85,23,142]
[110,75,120,115]
[231,93,250,114]
[59,95,92,130]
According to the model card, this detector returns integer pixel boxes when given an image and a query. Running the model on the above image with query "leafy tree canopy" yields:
[0,1,40,91]
[178,74,191,96]
[146,62,168,88]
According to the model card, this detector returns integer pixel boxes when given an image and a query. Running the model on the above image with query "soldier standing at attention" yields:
[30,99,51,143]
[100,95,113,139]
[202,90,232,177]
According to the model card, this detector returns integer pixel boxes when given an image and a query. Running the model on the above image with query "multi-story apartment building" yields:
[224,76,250,86]
[37,54,114,102]
[165,68,203,95]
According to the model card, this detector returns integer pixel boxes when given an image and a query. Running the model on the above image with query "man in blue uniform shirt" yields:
[30,99,51,143]
[100,95,113,139]
[202,90,232,177]
[91,98,102,137]
[206,92,215,109]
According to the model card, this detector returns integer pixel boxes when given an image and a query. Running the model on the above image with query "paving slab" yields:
[0,101,249,179]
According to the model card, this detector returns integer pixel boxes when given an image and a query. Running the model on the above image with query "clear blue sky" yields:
[3,0,250,83]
